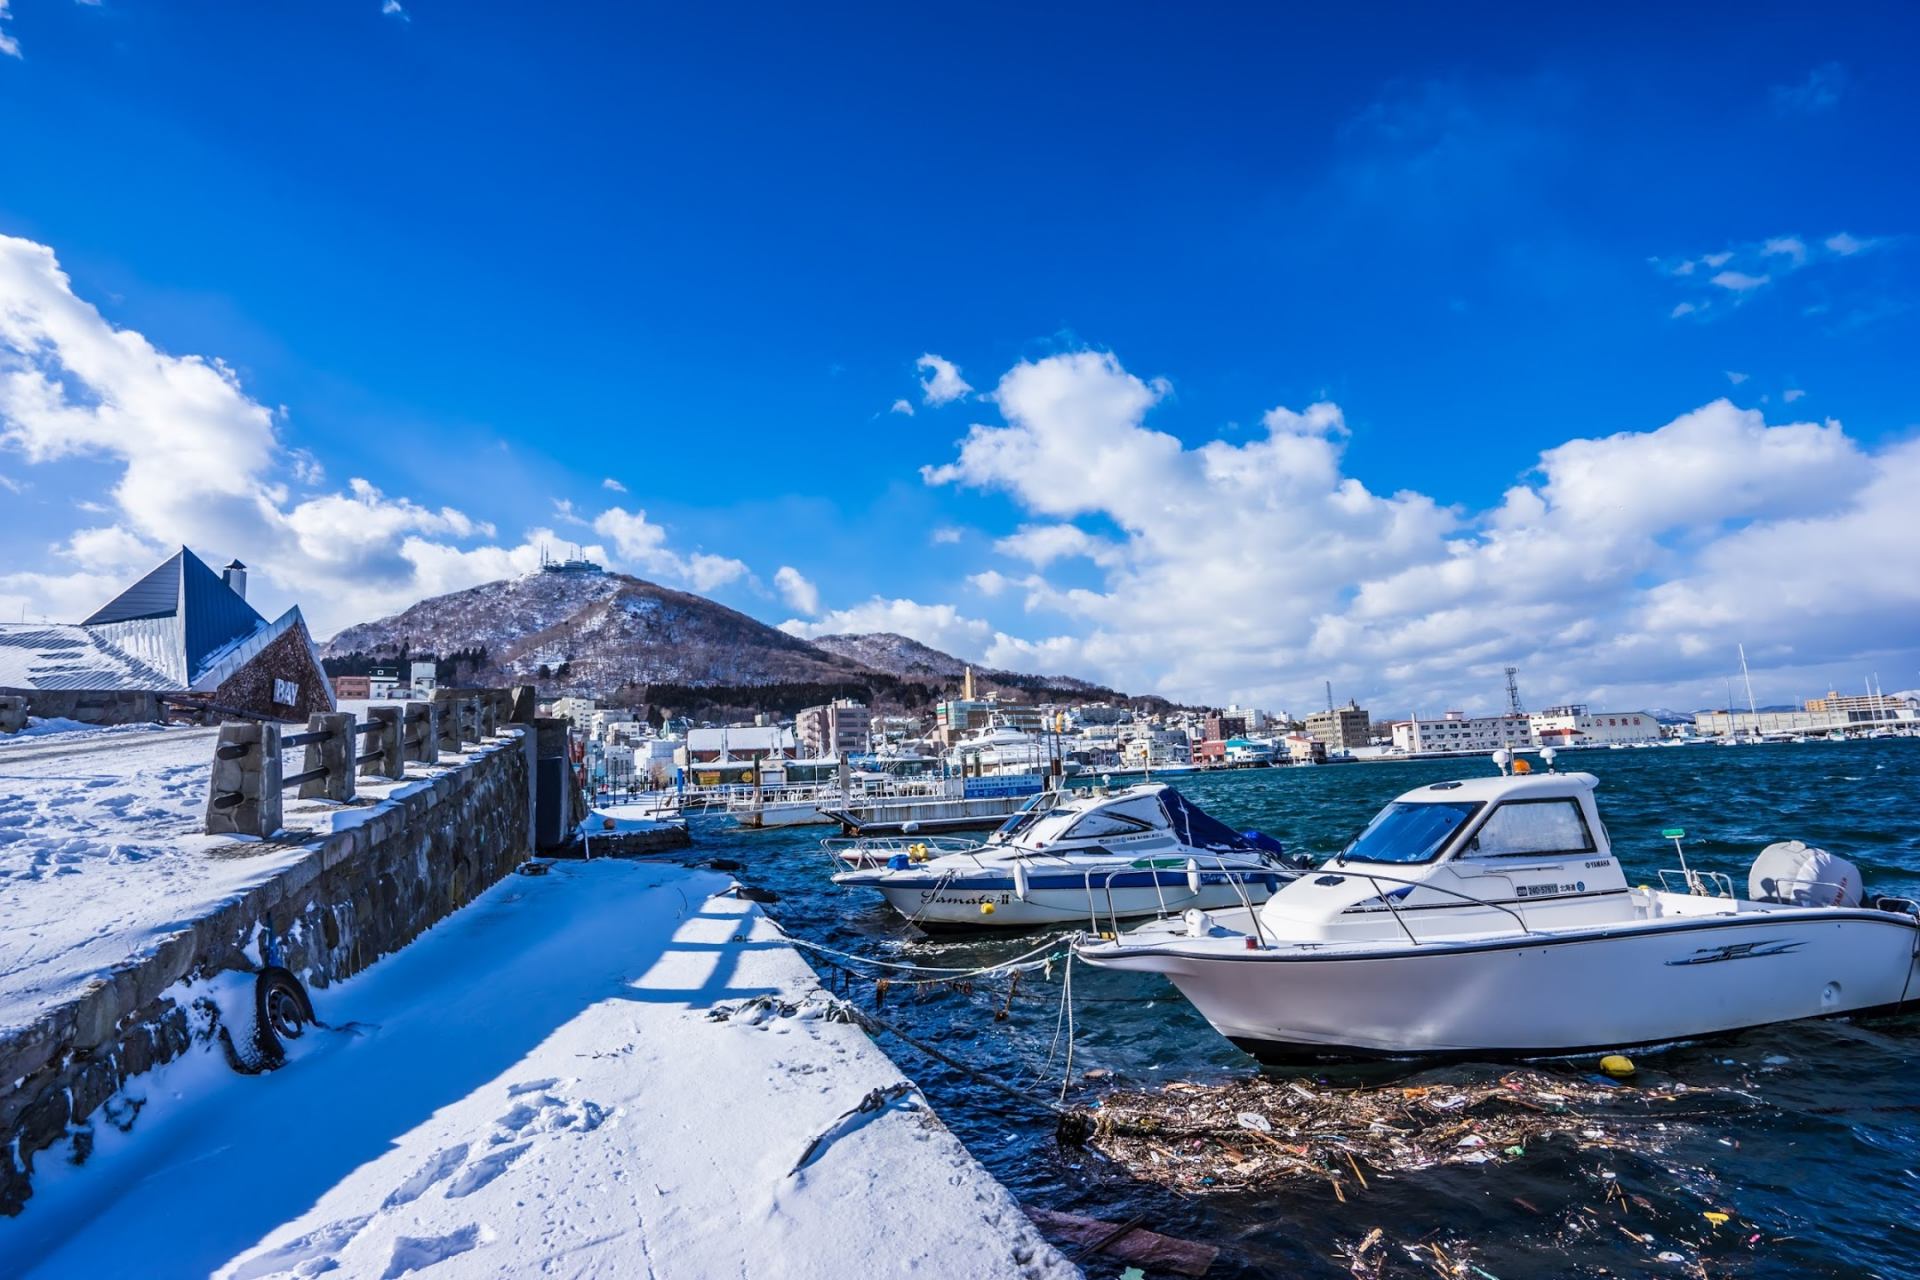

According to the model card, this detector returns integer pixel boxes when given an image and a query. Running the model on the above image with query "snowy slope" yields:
[809,632,970,678]
[323,570,869,690]
[6,860,1076,1280]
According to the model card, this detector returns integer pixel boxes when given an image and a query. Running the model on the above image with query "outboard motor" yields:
[1750,840,1863,908]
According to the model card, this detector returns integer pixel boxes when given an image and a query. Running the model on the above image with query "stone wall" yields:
[0,729,537,1216]
[4,689,160,726]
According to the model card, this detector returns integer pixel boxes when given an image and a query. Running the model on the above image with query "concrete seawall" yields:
[1,730,539,1215]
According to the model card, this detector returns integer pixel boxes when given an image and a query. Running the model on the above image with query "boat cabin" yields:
[1259,771,1633,941]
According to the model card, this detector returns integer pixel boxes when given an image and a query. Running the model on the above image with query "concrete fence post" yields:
[507,685,537,724]
[432,689,463,754]
[404,702,437,766]
[205,722,283,837]
[458,697,479,746]
[361,705,406,780]
[0,695,26,735]
[478,695,498,739]
[300,711,356,802]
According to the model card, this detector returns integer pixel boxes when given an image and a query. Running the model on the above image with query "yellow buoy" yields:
[979,901,996,916]
[1703,1211,1730,1227]
[1599,1054,1635,1078]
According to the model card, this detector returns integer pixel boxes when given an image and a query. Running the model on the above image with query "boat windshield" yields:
[990,790,1065,841]
[1340,801,1480,865]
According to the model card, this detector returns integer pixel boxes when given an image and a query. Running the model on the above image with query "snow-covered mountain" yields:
[808,632,969,679]
[323,569,867,690]
[321,571,1129,708]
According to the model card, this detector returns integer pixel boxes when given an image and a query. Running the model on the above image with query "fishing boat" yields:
[1076,753,1920,1061]
[832,782,1301,931]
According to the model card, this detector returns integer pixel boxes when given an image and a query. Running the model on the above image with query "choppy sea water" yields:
[694,740,1920,1278]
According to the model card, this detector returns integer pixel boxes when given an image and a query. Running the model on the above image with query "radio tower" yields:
[1504,666,1524,717]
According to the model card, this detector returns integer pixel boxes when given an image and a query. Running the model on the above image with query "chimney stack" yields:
[223,559,248,600]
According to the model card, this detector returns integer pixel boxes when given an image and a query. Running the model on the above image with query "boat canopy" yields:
[1158,787,1261,852]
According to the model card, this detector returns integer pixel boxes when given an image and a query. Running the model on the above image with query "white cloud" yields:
[1762,236,1807,267]
[591,506,748,592]
[602,476,627,493]
[381,0,409,19]
[0,234,750,634]
[773,565,820,615]
[1724,371,1749,385]
[929,525,965,544]
[994,523,1125,569]
[1662,232,1886,318]
[916,353,972,406]
[0,0,18,59]
[1784,388,1807,402]
[920,349,1915,710]
[779,597,991,659]
[1711,270,1770,292]
[1771,62,1847,115]
[551,497,589,526]
[889,398,914,416]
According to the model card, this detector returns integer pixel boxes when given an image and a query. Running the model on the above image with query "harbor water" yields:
[694,740,1920,1278]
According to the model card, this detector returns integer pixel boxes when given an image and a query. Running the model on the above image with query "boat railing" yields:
[1083,854,1279,947]
[1334,869,1539,944]
[1656,868,1737,899]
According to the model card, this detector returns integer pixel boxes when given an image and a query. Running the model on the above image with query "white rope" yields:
[783,932,1072,980]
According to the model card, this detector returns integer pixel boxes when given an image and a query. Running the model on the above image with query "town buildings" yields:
[1305,700,1371,752]
[1528,705,1661,746]
[1391,711,1534,754]
[796,698,871,757]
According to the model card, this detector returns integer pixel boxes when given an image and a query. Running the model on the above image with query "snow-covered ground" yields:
[3,858,1076,1280]
[0,722,516,1038]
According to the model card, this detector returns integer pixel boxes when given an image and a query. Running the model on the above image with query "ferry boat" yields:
[833,782,1301,930]
[1077,752,1920,1060]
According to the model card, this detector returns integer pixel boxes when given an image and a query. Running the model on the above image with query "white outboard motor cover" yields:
[1749,840,1862,908]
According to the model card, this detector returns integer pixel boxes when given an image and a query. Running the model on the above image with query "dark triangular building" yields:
[0,548,335,724]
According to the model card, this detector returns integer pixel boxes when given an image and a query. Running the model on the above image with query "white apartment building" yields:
[1529,706,1660,746]
[1393,711,1534,754]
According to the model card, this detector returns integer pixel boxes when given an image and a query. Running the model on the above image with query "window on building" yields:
[1465,799,1596,858]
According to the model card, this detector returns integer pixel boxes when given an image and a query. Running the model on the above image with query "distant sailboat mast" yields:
[1739,644,1759,739]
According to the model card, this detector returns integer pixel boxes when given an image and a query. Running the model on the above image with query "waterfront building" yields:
[1392,711,1534,754]
[796,698,871,757]
[1282,732,1326,764]
[1306,700,1371,751]
[1693,706,1918,738]
[1204,711,1249,741]
[1804,691,1918,723]
[1529,705,1660,746]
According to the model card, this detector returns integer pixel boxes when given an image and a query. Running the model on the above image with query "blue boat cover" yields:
[1157,787,1259,852]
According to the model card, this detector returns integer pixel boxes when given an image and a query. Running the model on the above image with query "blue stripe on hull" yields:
[848,870,1277,892]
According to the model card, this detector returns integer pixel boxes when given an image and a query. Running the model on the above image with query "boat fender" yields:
[979,901,996,916]
[1184,908,1213,938]
[1186,857,1201,896]
[1013,860,1030,901]
[887,853,911,871]
[1599,1054,1635,1078]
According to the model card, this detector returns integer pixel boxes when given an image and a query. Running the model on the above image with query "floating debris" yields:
[1061,1069,1720,1194]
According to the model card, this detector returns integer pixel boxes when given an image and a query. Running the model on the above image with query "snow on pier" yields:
[3,858,1076,1278]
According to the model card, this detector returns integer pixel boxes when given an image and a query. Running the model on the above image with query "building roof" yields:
[0,547,309,697]
[0,625,179,692]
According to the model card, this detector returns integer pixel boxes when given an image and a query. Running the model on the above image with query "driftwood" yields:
[1024,1206,1218,1276]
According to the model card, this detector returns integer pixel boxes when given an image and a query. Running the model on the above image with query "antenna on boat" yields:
[1491,748,1512,776]
[1663,826,1702,895]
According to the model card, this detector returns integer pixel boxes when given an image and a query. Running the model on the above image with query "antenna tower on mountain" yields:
[1505,666,1524,717]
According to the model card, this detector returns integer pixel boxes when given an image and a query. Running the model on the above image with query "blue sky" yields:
[1,1,1917,714]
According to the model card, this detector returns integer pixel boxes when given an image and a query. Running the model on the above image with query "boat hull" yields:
[870,873,1277,929]
[1089,911,1920,1059]
[732,801,835,828]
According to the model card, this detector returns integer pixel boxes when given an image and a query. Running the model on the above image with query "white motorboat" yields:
[832,783,1301,931]
[1076,756,1920,1061]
